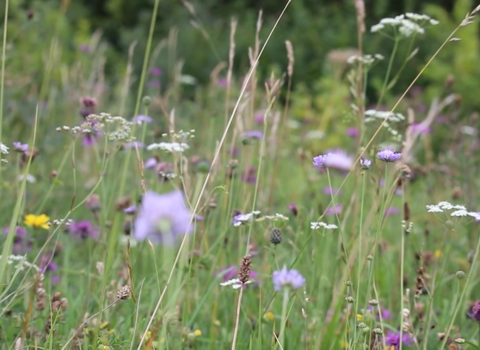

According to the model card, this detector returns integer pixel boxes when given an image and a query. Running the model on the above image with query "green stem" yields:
[376,38,399,108]
[279,288,290,348]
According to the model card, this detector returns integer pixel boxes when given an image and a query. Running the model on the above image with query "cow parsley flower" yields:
[147,142,189,152]
[311,222,338,230]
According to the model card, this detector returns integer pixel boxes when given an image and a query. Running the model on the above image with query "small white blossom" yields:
[233,211,261,226]
[264,213,289,221]
[1,143,9,154]
[311,222,338,230]
[147,142,190,152]
[220,278,252,289]
[17,174,36,183]
[371,13,438,37]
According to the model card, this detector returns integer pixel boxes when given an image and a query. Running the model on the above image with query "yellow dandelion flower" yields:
[24,214,50,229]
[356,314,363,322]
[108,329,115,334]
[264,312,275,322]
[193,329,202,337]
[434,249,442,258]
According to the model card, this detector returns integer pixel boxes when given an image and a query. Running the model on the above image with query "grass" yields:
[1,1,480,349]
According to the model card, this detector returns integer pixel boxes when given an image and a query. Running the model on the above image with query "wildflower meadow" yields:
[3,0,480,349]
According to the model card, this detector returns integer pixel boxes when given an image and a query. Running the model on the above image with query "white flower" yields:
[264,213,289,221]
[365,110,405,123]
[451,210,469,217]
[371,13,437,37]
[233,211,261,226]
[220,278,252,289]
[1,143,9,154]
[17,174,36,183]
[426,205,443,213]
[147,142,190,152]
[311,222,338,230]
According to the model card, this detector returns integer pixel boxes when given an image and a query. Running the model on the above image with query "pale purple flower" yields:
[69,221,99,239]
[411,123,430,134]
[133,190,193,244]
[326,204,342,216]
[3,226,31,254]
[132,115,153,123]
[150,67,162,76]
[78,44,90,52]
[377,149,402,162]
[383,330,414,349]
[287,203,298,216]
[384,207,400,216]
[254,114,264,123]
[83,133,96,147]
[346,127,359,137]
[323,187,342,196]
[124,141,144,150]
[144,157,158,169]
[313,151,353,171]
[217,265,237,281]
[13,142,28,153]
[242,166,256,184]
[360,159,372,169]
[124,206,137,215]
[244,130,264,139]
[272,266,305,291]
[217,78,228,88]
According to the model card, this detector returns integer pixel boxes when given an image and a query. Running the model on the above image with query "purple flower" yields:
[217,265,237,281]
[228,148,239,157]
[469,301,480,321]
[133,190,194,244]
[272,267,305,291]
[411,123,430,134]
[383,330,414,349]
[377,149,402,162]
[346,127,359,137]
[323,187,342,196]
[150,67,162,76]
[78,44,90,52]
[360,159,372,169]
[124,141,144,150]
[384,207,400,216]
[3,226,32,254]
[367,305,392,320]
[326,204,342,216]
[148,80,161,89]
[243,130,264,139]
[242,166,257,184]
[83,133,97,147]
[254,114,264,123]
[287,203,298,216]
[217,78,228,88]
[313,152,353,171]
[13,142,28,153]
[68,221,99,240]
[132,115,153,123]
[124,206,137,215]
[144,157,158,169]
[39,253,58,273]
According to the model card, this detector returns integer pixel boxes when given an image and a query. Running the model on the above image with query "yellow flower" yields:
[356,314,363,322]
[264,312,275,322]
[100,321,109,329]
[193,329,202,337]
[24,214,50,229]
[434,249,442,258]
[108,329,115,334]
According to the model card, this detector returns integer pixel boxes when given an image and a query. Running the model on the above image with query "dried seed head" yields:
[117,285,131,300]
[115,197,132,211]
[269,228,282,245]
[86,194,101,212]
[238,256,252,285]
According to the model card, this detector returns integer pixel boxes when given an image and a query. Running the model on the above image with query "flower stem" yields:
[231,287,244,350]
[279,288,290,348]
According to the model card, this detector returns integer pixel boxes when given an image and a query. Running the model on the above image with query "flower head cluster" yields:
[377,149,402,162]
[233,211,261,227]
[426,201,480,220]
[468,301,480,321]
[313,151,353,172]
[1,143,9,155]
[383,330,414,349]
[147,142,189,153]
[347,54,384,65]
[0,254,43,279]
[311,221,338,230]
[133,190,193,244]
[371,13,438,37]
[272,266,305,291]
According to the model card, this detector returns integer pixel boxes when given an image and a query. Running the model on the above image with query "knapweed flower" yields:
[254,113,264,123]
[468,301,480,321]
[272,266,305,291]
[133,190,193,244]
[377,149,402,162]
[217,265,237,281]
[360,159,372,169]
[313,152,353,172]
[68,221,99,240]
[383,330,414,349]
[79,96,97,118]
[13,142,28,153]
[324,187,342,196]
[25,214,50,229]
[287,203,298,216]
[131,115,153,124]
[3,226,32,254]
[346,127,359,137]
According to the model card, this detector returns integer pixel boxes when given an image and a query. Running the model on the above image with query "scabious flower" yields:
[313,151,353,172]
[123,141,144,150]
[411,123,430,134]
[385,207,400,216]
[233,211,261,226]
[243,130,264,140]
[272,266,305,291]
[25,214,50,229]
[383,330,414,349]
[133,190,193,244]
[13,142,28,153]
[150,67,162,76]
[68,221,99,240]
[131,115,153,124]
[377,149,402,162]
[124,206,137,215]
[360,159,372,169]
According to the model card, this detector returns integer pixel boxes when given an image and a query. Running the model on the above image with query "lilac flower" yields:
[132,115,153,124]
[323,187,342,196]
[83,133,97,147]
[346,127,359,137]
[377,149,402,162]
[360,159,372,169]
[254,114,264,123]
[272,267,305,291]
[217,265,238,281]
[287,203,298,216]
[243,130,264,139]
[3,226,32,254]
[68,221,99,240]
[124,141,144,150]
[13,142,28,153]
[383,330,414,349]
[326,204,342,216]
[367,305,392,320]
[124,206,137,215]
[150,67,162,76]
[79,44,90,52]
[469,301,480,321]
[384,207,400,216]
[217,78,228,88]
[144,157,158,169]
[313,152,353,171]
[133,190,193,244]
[242,166,257,184]
[411,123,430,134]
